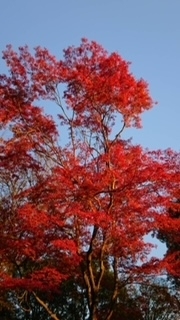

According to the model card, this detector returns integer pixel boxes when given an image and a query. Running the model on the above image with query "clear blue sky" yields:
[0,1,179,256]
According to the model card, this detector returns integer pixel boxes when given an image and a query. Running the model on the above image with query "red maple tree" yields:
[0,39,179,320]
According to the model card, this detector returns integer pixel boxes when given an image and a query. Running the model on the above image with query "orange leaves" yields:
[51,239,78,254]
[62,39,154,131]
[164,252,180,277]
[18,204,50,230]
[1,39,154,143]
[0,38,180,306]
[0,268,67,292]
[2,45,61,102]
[30,267,67,291]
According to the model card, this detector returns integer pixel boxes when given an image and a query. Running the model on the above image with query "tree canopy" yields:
[0,39,179,319]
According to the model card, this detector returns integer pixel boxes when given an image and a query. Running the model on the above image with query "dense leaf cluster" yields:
[0,39,179,319]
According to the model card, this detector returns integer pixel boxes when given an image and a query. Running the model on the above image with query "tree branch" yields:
[32,291,60,320]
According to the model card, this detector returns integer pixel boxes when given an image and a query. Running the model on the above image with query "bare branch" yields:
[32,292,60,320]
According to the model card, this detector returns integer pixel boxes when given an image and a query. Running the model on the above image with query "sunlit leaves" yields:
[0,39,179,319]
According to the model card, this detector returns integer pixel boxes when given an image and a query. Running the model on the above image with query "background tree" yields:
[157,190,180,288]
[0,39,179,319]
[135,280,179,320]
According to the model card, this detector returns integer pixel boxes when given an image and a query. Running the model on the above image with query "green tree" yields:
[136,280,179,320]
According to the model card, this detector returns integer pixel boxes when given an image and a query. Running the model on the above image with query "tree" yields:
[135,280,179,320]
[0,39,179,319]
[157,191,180,288]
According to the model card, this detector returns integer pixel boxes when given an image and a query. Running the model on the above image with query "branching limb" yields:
[32,291,60,320]
[106,257,119,320]
[111,121,126,144]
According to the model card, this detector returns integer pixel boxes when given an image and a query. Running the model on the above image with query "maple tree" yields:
[0,39,180,319]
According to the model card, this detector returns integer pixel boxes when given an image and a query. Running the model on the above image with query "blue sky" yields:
[0,1,179,256]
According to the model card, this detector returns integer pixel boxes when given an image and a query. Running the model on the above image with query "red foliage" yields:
[0,39,179,319]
